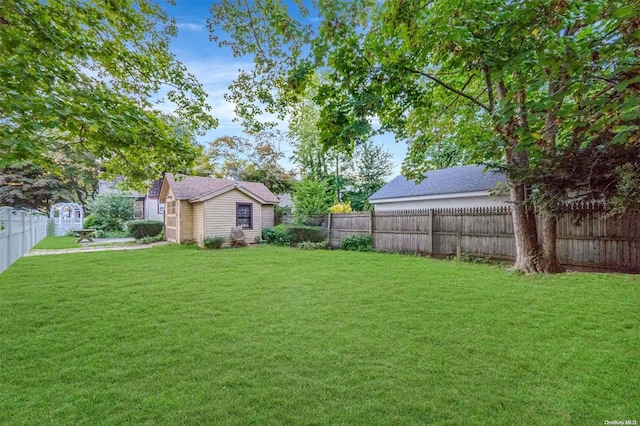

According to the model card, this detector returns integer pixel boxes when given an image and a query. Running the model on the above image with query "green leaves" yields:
[1,0,216,185]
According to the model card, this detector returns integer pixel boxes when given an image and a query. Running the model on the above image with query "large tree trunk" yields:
[538,211,565,273]
[509,181,540,273]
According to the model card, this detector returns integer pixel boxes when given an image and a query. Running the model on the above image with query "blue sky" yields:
[161,0,407,177]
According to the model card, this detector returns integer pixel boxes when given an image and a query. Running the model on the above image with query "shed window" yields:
[236,203,252,229]
[166,200,175,215]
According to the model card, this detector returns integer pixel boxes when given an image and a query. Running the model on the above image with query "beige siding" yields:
[261,204,275,227]
[178,200,194,243]
[192,202,205,246]
[204,189,261,247]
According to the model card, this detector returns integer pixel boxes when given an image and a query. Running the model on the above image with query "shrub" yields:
[137,236,156,245]
[286,225,327,244]
[339,234,373,251]
[83,215,97,229]
[329,202,353,213]
[136,231,164,245]
[87,194,134,231]
[262,225,326,246]
[261,224,292,246]
[292,178,333,223]
[127,220,164,239]
[297,241,328,250]
[203,236,225,249]
[94,229,130,238]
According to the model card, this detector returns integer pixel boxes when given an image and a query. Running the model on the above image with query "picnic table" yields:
[74,229,96,243]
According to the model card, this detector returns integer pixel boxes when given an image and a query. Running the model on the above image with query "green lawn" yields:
[1,246,638,425]
[32,236,82,249]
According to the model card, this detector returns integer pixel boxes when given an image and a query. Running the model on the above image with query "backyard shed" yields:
[369,165,509,211]
[159,174,279,247]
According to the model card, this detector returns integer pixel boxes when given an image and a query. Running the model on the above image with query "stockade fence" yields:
[326,203,639,273]
[0,207,49,274]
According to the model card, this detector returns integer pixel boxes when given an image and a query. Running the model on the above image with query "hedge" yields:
[127,220,164,239]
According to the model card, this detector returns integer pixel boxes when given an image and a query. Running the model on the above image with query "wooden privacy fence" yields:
[326,203,640,273]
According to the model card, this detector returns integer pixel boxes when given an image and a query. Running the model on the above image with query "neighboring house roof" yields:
[369,165,507,201]
[148,178,163,198]
[160,174,280,204]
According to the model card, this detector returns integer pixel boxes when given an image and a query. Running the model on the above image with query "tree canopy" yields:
[1,0,217,185]
[209,0,640,273]
[194,132,295,195]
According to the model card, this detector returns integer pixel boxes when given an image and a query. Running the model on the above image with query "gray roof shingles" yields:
[369,165,507,201]
[165,174,280,204]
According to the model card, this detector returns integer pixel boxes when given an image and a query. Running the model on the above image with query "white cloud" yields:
[176,22,205,32]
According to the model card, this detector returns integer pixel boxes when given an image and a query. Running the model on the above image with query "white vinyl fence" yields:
[0,207,49,274]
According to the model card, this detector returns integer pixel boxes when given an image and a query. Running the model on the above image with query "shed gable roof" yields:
[160,174,279,204]
[369,165,507,201]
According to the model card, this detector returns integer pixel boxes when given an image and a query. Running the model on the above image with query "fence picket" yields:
[0,208,48,274]
[327,205,639,273]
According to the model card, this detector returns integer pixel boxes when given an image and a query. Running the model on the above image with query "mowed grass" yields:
[0,245,638,425]
[32,236,82,250]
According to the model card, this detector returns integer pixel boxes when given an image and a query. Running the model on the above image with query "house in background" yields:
[368,165,509,211]
[159,174,279,247]
[98,178,164,221]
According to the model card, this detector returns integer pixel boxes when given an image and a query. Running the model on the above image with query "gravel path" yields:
[26,241,170,256]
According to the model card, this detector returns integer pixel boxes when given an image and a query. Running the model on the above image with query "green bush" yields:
[297,241,328,250]
[286,225,327,244]
[261,224,292,246]
[262,225,327,246]
[87,194,134,231]
[136,236,156,245]
[339,234,373,252]
[127,220,164,239]
[292,178,333,224]
[203,236,225,249]
[136,231,164,245]
[94,229,130,238]
[83,215,97,229]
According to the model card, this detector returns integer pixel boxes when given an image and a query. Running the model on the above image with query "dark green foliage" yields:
[87,194,134,232]
[127,220,164,239]
[83,215,97,229]
[261,224,292,246]
[137,231,164,245]
[262,224,326,246]
[203,236,225,249]
[339,234,373,252]
[94,229,129,238]
[286,225,327,244]
[297,241,328,250]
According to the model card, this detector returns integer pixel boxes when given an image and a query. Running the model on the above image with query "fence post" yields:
[29,213,34,247]
[369,210,374,249]
[326,212,332,246]
[7,211,13,267]
[456,232,461,262]
[21,212,28,256]
[428,210,433,255]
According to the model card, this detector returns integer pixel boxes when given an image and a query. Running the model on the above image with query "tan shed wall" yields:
[261,204,275,227]
[204,189,261,247]
[192,203,205,246]
[178,200,193,243]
